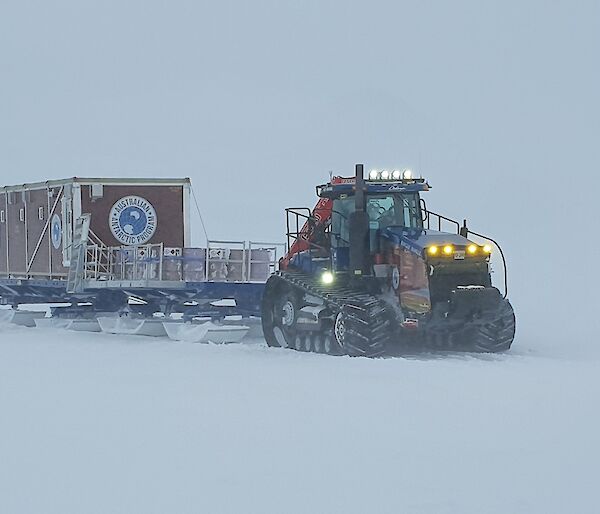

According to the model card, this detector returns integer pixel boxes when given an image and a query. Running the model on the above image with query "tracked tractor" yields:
[261,164,516,357]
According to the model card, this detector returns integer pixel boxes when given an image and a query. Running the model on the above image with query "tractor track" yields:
[264,271,516,356]
[263,270,395,357]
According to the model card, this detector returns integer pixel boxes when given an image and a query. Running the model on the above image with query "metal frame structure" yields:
[0,234,284,317]
[82,240,283,285]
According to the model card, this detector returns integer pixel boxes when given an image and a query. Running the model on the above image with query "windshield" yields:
[366,193,422,230]
[331,193,422,247]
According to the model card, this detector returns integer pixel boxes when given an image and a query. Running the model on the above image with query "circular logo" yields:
[392,266,400,290]
[109,196,157,245]
[51,214,62,249]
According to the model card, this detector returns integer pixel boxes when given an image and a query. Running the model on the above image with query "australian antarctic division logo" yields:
[109,196,157,245]
[51,214,62,249]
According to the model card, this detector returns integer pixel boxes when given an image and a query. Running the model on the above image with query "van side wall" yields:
[81,184,186,248]
[0,185,68,278]
[1,181,187,279]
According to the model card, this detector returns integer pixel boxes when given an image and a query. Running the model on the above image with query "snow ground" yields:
[0,324,598,514]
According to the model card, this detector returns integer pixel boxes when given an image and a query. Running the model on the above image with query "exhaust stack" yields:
[348,164,370,278]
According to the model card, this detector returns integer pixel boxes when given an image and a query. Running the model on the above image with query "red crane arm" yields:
[280,176,353,269]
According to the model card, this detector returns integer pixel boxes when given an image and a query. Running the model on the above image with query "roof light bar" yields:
[367,168,418,182]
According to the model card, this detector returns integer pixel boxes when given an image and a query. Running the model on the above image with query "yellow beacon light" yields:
[443,245,453,255]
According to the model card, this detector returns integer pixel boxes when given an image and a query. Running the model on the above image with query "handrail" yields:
[424,209,508,299]
[83,240,280,284]
[88,229,106,248]
[464,229,509,299]
[84,229,112,279]
[425,210,461,233]
[285,207,312,254]
[285,207,334,267]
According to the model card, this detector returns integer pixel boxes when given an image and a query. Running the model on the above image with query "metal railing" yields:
[424,210,461,233]
[424,209,508,299]
[84,229,113,279]
[83,240,283,284]
[284,207,348,268]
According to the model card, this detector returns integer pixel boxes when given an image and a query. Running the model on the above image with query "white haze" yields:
[0,1,599,512]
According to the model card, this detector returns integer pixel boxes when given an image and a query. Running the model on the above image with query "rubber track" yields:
[472,300,515,352]
[274,270,393,357]
[425,296,516,353]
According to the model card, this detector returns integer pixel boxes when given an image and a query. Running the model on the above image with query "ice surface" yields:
[1,324,598,514]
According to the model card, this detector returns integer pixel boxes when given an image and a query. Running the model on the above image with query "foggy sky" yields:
[1,0,598,346]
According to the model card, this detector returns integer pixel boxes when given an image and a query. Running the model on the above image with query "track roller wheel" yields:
[323,335,343,355]
[261,276,302,349]
[333,307,386,358]
[312,335,324,354]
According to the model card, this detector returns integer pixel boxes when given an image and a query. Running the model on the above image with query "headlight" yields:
[392,170,402,180]
[321,271,334,284]
[443,245,453,255]
[467,244,478,255]
[369,169,380,180]
[402,169,413,180]
[428,246,439,255]
[380,169,390,180]
[483,244,492,254]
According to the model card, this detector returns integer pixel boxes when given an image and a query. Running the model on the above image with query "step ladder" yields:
[66,214,92,294]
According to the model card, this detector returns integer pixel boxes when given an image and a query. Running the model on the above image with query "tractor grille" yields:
[429,266,491,304]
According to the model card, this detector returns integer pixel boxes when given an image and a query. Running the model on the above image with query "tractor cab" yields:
[325,174,427,271]
[283,169,430,274]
